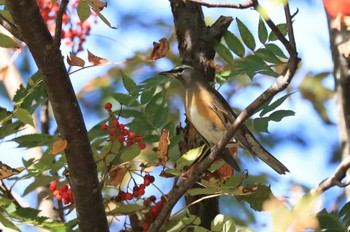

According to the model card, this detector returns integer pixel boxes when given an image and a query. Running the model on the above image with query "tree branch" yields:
[4,1,109,231]
[53,0,68,48]
[311,156,350,194]
[149,1,299,231]
[0,14,23,41]
[188,0,255,9]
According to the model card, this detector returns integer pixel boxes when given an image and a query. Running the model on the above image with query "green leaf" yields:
[108,203,144,215]
[253,117,269,133]
[77,1,90,22]
[265,43,287,59]
[224,31,245,58]
[122,74,138,96]
[268,23,287,41]
[14,207,40,219]
[113,93,140,107]
[0,121,22,140]
[176,145,205,171]
[120,144,141,162]
[145,91,166,126]
[214,42,234,64]
[268,110,295,122]
[211,214,236,232]
[13,108,34,127]
[236,18,256,51]
[0,33,19,48]
[0,213,20,231]
[140,87,156,104]
[235,184,275,211]
[23,176,57,196]
[254,48,282,64]
[260,93,293,117]
[317,209,344,231]
[12,134,60,148]
[258,17,268,44]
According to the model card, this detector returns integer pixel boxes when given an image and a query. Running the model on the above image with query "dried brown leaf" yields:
[0,162,24,180]
[157,128,170,163]
[151,38,169,60]
[67,52,85,67]
[109,166,127,186]
[90,0,107,11]
[88,50,109,65]
[50,139,67,155]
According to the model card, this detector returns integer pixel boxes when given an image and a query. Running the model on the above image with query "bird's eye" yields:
[177,68,184,73]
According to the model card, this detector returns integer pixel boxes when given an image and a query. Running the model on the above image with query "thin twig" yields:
[53,0,69,48]
[0,15,23,41]
[188,0,256,9]
[311,156,350,194]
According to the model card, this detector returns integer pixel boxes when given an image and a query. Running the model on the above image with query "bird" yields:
[159,64,289,175]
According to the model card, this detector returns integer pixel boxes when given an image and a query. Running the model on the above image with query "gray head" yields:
[159,64,196,87]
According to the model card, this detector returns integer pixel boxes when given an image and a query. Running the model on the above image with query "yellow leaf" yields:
[0,162,24,180]
[157,128,170,163]
[50,139,67,154]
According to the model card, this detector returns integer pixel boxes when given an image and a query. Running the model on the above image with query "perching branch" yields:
[53,0,69,48]
[0,14,23,41]
[189,0,256,9]
[149,1,299,231]
[311,156,350,194]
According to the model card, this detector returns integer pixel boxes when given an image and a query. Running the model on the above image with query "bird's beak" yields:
[159,69,176,77]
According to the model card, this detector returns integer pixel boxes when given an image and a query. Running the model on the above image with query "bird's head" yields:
[159,64,196,87]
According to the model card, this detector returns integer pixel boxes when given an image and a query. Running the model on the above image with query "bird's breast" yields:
[185,84,227,144]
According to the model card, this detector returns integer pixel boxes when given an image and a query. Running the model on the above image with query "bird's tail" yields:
[243,132,289,175]
[221,148,241,172]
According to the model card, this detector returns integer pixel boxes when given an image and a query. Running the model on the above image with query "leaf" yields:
[258,17,268,44]
[254,48,282,64]
[50,139,68,154]
[109,166,127,186]
[253,117,269,133]
[0,214,20,231]
[0,33,19,48]
[91,6,117,29]
[12,134,60,148]
[77,1,91,22]
[23,176,57,196]
[151,38,169,60]
[120,144,141,162]
[268,110,295,122]
[224,31,245,58]
[176,145,205,171]
[214,42,234,64]
[211,214,236,232]
[0,162,24,180]
[108,204,144,215]
[113,93,140,107]
[122,74,138,96]
[265,43,287,59]
[145,91,165,122]
[87,50,109,65]
[140,87,156,104]
[236,18,256,51]
[67,52,85,67]
[157,128,170,163]
[13,108,34,127]
[89,0,107,11]
[268,23,287,41]
[235,184,275,211]
[260,93,293,117]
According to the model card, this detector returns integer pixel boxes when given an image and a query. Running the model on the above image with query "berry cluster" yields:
[101,102,146,150]
[114,174,155,202]
[49,181,74,205]
[142,195,167,231]
[37,0,96,51]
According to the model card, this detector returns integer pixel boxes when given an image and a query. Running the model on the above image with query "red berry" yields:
[109,128,116,136]
[139,187,145,196]
[128,132,135,140]
[149,195,156,202]
[117,135,125,143]
[114,195,123,202]
[143,199,150,206]
[144,178,151,186]
[123,129,129,136]
[101,124,108,131]
[61,184,68,192]
[149,175,155,183]
[118,124,125,131]
[104,102,112,111]
[139,143,146,150]
[49,181,57,191]
[135,136,142,143]
[133,190,140,198]
[112,120,119,128]
[127,141,133,147]
[143,222,149,231]
[150,205,160,215]
[63,198,70,204]
[56,194,63,201]
[53,189,59,196]
[125,192,133,200]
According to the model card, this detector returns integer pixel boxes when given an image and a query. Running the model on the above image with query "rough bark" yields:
[169,0,232,228]
[4,1,108,231]
[326,15,350,198]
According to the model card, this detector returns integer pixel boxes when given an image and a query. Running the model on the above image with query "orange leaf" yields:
[0,162,24,180]
[151,38,169,60]
[87,50,109,65]
[109,166,127,186]
[50,139,68,154]
[67,52,85,67]
[157,128,170,163]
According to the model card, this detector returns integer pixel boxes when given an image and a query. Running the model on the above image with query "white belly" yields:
[189,106,226,145]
